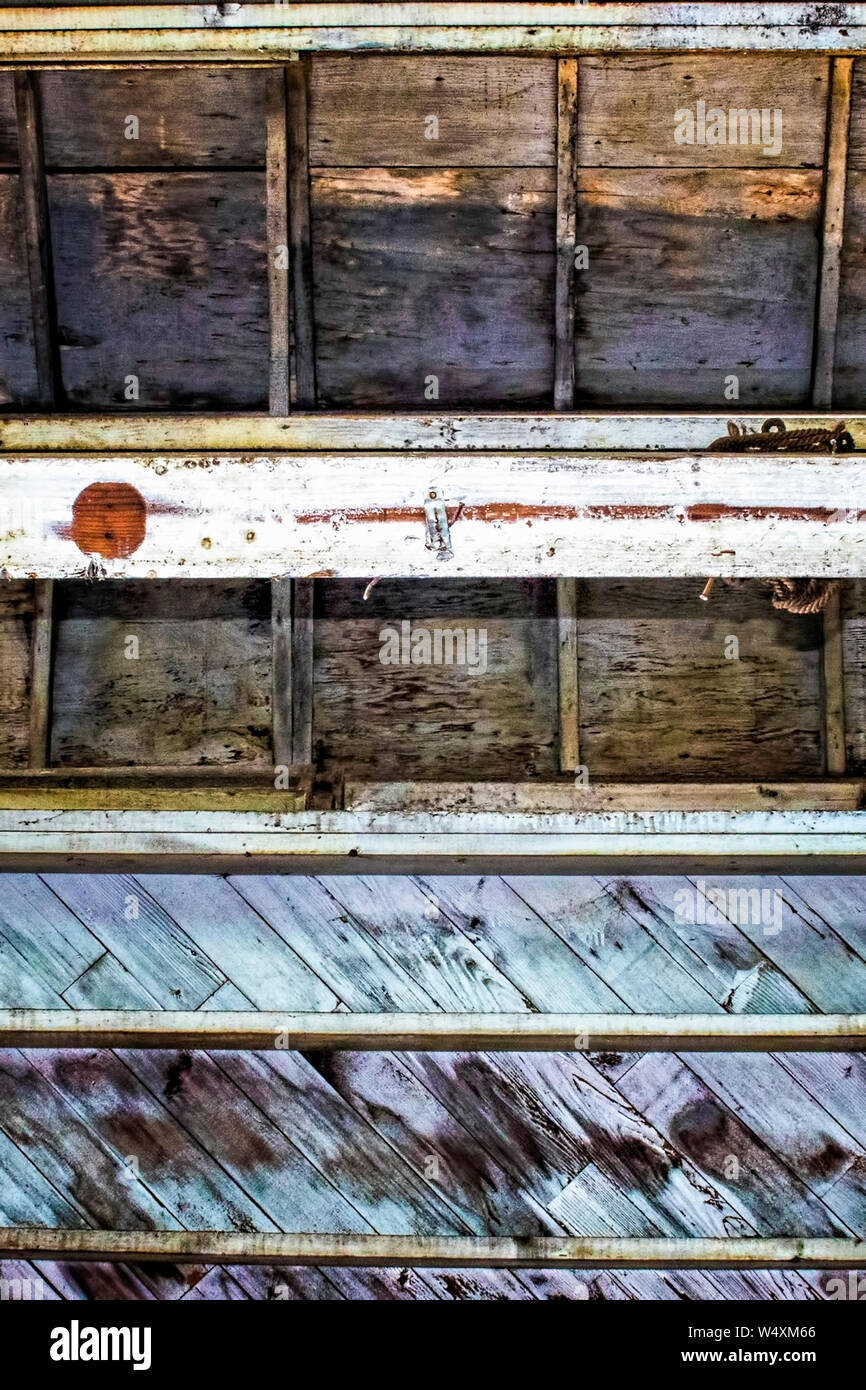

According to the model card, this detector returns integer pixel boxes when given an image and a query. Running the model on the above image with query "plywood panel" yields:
[575,168,821,405]
[48,172,268,408]
[0,176,39,406]
[309,56,556,167]
[0,73,16,168]
[833,172,866,407]
[578,56,828,167]
[312,168,555,407]
[38,68,267,168]
[0,583,33,769]
[313,578,558,782]
[50,580,273,767]
[577,580,824,780]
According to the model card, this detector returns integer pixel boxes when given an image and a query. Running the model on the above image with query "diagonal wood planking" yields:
[1,870,865,1300]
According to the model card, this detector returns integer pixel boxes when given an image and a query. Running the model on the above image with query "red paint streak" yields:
[66,483,147,558]
[294,502,864,525]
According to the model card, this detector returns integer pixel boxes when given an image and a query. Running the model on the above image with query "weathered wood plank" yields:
[823,589,847,775]
[49,580,273,767]
[843,582,866,772]
[6,1228,866,1269]
[309,56,555,168]
[575,168,821,406]
[813,58,853,409]
[291,578,314,766]
[314,578,557,783]
[2,1009,866,1051]
[348,781,866,814]
[0,583,33,768]
[578,55,829,167]
[4,451,863,580]
[3,6,866,61]
[312,168,555,407]
[38,67,267,168]
[27,579,53,770]
[554,59,577,411]
[0,175,38,406]
[831,171,866,407]
[271,577,293,770]
[556,578,579,773]
[266,68,290,418]
[3,411,865,454]
[287,58,316,409]
[14,71,58,408]
[48,172,268,408]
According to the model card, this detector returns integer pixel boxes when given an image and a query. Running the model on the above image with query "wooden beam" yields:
[813,56,854,409]
[266,67,291,418]
[291,578,315,765]
[2,6,866,62]
[2,1009,865,1051]
[2,450,862,580]
[1,806,865,874]
[271,577,293,770]
[15,73,59,769]
[287,56,316,410]
[346,780,866,814]
[554,57,578,412]
[2,1227,865,1269]
[556,579,579,773]
[822,590,847,776]
[3,412,866,454]
[27,579,54,769]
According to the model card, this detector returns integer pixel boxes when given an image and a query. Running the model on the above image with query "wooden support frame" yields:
[2,5,866,64]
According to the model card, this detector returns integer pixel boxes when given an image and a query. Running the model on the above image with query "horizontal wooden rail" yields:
[346,780,866,814]
[2,806,865,873]
[2,1010,865,1051]
[1,5,865,62]
[2,1228,865,1269]
[2,450,863,580]
[2,411,865,453]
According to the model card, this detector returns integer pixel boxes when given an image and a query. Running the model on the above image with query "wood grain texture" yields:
[312,167,555,407]
[554,57,577,411]
[309,56,556,168]
[292,578,314,767]
[556,577,579,774]
[313,578,557,782]
[0,176,39,406]
[842,582,866,773]
[0,582,34,769]
[266,68,290,418]
[832,170,866,407]
[840,57,866,170]
[48,172,268,408]
[578,55,829,168]
[49,579,273,767]
[287,58,316,409]
[27,579,53,770]
[0,72,16,167]
[812,57,853,410]
[575,168,821,405]
[822,589,847,776]
[37,67,267,168]
[577,580,825,781]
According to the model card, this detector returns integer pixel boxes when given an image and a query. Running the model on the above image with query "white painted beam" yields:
[2,451,863,579]
[2,6,866,62]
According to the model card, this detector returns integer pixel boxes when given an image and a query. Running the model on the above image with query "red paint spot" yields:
[69,483,147,559]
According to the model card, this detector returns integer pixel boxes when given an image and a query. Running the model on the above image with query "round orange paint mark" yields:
[70,483,147,559]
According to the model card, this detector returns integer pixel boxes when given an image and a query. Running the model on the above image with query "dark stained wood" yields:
[47,172,268,408]
[0,176,39,405]
[0,73,16,167]
[578,56,829,168]
[0,583,34,769]
[309,56,556,168]
[14,71,60,409]
[49,580,273,767]
[37,68,267,169]
[575,168,821,406]
[312,167,555,407]
[287,58,317,409]
[833,172,866,407]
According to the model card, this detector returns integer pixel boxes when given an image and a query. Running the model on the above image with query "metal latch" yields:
[424,489,453,561]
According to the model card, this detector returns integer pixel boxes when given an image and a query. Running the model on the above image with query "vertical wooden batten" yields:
[15,71,59,769]
[554,59,580,773]
[813,58,853,776]
[267,67,294,768]
[287,57,316,767]
[813,56,853,410]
